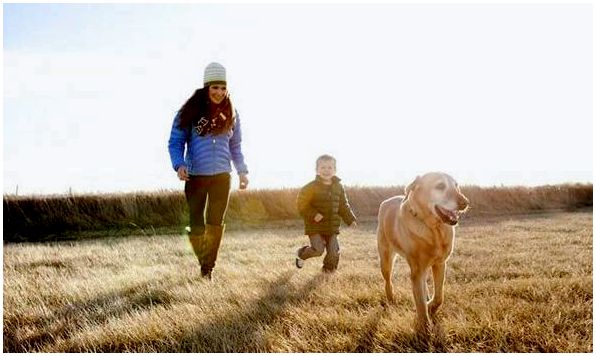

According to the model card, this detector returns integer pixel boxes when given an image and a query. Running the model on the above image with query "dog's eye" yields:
[436,183,446,190]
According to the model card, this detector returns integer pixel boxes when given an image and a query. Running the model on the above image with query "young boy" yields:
[295,154,357,272]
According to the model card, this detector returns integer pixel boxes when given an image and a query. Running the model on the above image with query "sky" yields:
[2,3,594,195]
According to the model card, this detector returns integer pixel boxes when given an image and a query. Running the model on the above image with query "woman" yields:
[168,62,249,280]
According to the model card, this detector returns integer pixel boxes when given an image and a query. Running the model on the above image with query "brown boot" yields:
[201,224,225,278]
[188,228,206,265]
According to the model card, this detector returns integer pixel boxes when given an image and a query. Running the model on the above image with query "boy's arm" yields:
[296,184,318,221]
[338,185,357,225]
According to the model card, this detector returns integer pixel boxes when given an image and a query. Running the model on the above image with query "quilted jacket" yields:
[297,175,357,235]
[168,110,248,176]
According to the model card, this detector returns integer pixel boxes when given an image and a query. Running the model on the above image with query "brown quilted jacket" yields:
[296,175,357,235]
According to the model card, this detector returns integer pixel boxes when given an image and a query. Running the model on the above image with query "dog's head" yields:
[405,172,469,226]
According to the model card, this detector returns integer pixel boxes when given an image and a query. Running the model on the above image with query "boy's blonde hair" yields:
[316,154,336,169]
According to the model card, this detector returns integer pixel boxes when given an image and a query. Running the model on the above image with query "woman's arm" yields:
[229,111,249,175]
[168,112,189,172]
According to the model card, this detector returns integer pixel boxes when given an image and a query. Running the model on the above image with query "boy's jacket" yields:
[297,175,357,235]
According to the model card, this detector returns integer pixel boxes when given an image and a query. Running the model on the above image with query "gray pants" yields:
[298,234,340,271]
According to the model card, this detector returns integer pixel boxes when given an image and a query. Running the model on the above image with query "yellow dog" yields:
[377,172,469,331]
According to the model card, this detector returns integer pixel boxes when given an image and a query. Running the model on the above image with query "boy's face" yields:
[316,160,336,181]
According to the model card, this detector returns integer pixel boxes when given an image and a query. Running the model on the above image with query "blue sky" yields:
[3,3,594,195]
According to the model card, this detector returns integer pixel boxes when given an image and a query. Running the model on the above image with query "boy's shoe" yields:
[295,248,304,269]
[201,270,212,281]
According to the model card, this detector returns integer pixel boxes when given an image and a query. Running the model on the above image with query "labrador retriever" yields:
[377,172,469,331]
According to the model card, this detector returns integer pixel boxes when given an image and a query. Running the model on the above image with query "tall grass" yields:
[3,184,592,241]
[3,211,592,352]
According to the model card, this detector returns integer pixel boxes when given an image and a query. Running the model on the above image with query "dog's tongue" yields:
[438,206,458,222]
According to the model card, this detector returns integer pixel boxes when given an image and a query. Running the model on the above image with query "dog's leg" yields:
[410,265,431,331]
[379,245,396,304]
[429,261,446,318]
[425,269,433,302]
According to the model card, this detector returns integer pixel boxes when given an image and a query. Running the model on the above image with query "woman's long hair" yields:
[177,87,235,135]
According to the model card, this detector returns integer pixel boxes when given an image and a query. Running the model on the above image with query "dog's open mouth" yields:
[435,205,460,225]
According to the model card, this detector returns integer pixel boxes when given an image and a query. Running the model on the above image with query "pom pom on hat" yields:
[203,62,227,87]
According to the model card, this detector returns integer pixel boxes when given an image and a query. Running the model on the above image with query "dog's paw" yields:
[428,300,442,316]
[414,318,433,339]
[381,296,396,308]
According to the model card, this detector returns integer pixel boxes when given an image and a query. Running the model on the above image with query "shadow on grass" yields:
[84,270,326,352]
[176,271,326,352]
[168,272,446,353]
[3,282,175,352]
[5,269,487,353]
[352,306,389,352]
[357,303,448,353]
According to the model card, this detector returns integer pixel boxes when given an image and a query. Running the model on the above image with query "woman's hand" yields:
[314,213,324,223]
[177,166,189,181]
[239,174,249,190]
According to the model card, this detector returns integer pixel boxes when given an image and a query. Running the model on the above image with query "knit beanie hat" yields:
[203,62,227,87]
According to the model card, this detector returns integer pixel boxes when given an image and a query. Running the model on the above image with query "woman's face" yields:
[208,84,227,104]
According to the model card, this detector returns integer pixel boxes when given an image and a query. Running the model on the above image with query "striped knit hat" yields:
[203,62,227,87]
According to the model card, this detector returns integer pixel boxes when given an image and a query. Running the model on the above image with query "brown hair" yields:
[316,154,336,169]
[177,87,234,135]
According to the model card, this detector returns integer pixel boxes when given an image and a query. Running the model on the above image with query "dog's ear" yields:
[404,176,420,198]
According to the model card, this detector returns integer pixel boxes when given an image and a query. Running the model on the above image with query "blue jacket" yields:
[168,110,248,176]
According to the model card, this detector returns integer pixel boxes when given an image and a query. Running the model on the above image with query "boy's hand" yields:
[314,213,324,222]
[349,221,358,228]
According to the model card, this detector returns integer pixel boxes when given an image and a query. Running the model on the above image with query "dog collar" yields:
[405,201,442,228]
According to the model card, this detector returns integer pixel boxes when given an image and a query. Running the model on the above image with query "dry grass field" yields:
[3,209,592,352]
